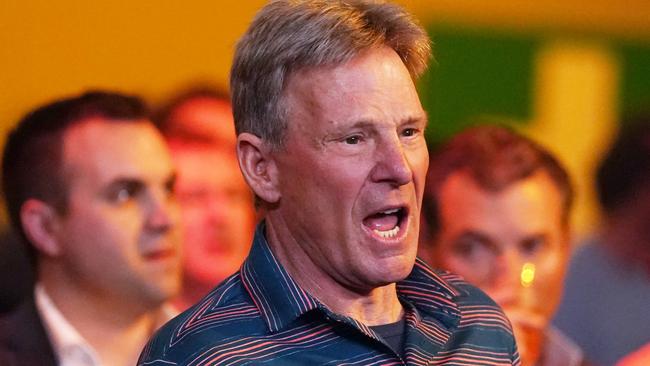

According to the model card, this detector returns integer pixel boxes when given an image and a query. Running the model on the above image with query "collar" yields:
[397,258,461,329]
[35,284,101,366]
[34,284,178,366]
[240,222,321,333]
[241,222,461,333]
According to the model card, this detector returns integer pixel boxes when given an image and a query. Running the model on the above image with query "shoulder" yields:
[438,270,520,361]
[0,296,43,342]
[442,270,504,308]
[405,261,514,332]
[139,274,264,365]
[443,270,515,331]
[401,262,519,361]
[0,297,58,366]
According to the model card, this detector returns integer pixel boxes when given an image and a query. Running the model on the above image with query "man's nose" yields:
[487,249,523,304]
[370,136,412,186]
[146,190,177,232]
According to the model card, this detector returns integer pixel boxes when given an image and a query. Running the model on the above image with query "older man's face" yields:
[273,47,429,291]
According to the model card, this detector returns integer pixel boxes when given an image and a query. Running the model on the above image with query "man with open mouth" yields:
[140,1,520,364]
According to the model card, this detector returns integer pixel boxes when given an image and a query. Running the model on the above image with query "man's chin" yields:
[142,281,180,306]
[369,256,416,284]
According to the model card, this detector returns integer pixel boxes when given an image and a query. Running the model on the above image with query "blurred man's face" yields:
[55,119,181,309]
[170,144,254,286]
[271,47,429,291]
[423,169,569,365]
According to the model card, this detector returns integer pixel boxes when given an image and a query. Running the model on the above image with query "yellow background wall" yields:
[0,1,269,137]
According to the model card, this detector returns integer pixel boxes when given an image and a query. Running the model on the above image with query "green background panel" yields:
[618,42,650,121]
[418,26,540,146]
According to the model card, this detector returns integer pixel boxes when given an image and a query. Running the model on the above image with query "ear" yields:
[237,133,281,204]
[20,199,63,257]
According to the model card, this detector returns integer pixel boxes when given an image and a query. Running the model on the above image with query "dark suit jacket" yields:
[0,295,57,366]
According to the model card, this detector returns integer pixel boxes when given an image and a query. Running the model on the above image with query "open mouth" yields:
[362,206,408,240]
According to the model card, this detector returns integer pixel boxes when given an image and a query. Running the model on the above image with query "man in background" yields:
[156,87,255,310]
[0,91,181,365]
[419,125,587,365]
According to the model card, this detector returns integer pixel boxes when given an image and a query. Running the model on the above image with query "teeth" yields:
[373,225,400,239]
[381,208,400,215]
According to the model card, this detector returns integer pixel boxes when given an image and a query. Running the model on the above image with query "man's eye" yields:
[521,236,546,255]
[108,182,142,204]
[402,128,418,137]
[344,135,362,145]
[453,237,496,260]
[115,187,136,203]
[454,240,481,257]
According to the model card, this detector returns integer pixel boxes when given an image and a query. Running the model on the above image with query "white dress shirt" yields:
[35,284,176,366]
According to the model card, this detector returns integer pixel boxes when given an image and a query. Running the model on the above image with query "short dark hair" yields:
[421,124,574,243]
[230,0,431,149]
[596,115,650,212]
[1,90,148,247]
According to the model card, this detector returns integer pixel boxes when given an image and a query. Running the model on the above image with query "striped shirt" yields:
[139,223,520,365]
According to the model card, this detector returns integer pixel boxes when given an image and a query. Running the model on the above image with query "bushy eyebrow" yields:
[103,171,177,195]
[399,115,428,130]
[520,233,549,246]
[329,114,428,134]
[453,231,551,251]
[103,177,146,196]
[455,231,494,246]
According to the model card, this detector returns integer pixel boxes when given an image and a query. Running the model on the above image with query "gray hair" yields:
[230,0,431,149]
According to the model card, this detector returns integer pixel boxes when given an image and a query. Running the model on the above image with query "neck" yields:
[264,218,404,326]
[39,264,164,365]
[85,314,158,365]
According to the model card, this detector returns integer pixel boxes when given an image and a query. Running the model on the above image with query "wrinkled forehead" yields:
[282,48,423,126]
